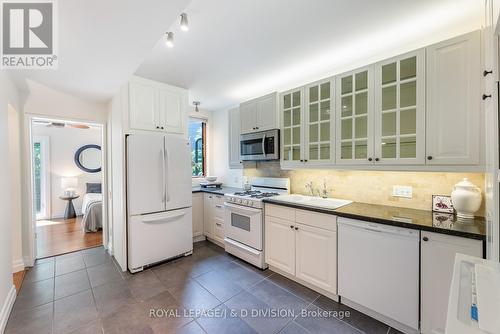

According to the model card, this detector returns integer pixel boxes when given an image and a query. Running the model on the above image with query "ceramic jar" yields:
[451,178,482,219]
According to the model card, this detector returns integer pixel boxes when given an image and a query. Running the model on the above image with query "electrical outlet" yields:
[393,185,413,198]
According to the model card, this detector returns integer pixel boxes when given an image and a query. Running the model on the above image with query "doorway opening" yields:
[30,117,105,258]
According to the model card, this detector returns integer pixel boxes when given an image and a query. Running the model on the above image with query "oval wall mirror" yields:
[74,144,101,173]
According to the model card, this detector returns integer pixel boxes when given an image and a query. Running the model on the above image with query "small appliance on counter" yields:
[199,176,223,189]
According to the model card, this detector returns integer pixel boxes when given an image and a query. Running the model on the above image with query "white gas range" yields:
[224,177,290,269]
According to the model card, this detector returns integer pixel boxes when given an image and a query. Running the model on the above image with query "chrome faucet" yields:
[305,181,314,196]
[320,178,329,198]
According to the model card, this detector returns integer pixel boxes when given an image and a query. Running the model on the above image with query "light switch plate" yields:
[393,185,413,198]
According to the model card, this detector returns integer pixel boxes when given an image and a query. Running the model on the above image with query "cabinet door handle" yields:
[375,158,380,162]
[427,156,433,160]
[294,227,299,230]
[304,159,308,162]
[422,237,429,242]
[215,222,222,227]
[215,205,223,209]
[156,126,160,129]
[290,225,294,229]
[161,126,164,130]
[368,157,373,162]
[484,70,493,77]
[483,94,492,100]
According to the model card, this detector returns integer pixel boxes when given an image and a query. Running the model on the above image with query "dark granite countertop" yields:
[263,199,486,241]
[192,186,243,196]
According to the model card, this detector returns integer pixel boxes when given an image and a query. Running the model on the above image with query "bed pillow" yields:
[86,183,101,193]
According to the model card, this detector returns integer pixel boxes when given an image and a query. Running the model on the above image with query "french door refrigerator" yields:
[126,133,192,272]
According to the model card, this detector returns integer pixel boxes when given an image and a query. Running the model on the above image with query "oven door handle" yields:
[262,134,266,156]
[224,202,262,213]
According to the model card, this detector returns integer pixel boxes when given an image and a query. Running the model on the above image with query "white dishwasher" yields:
[338,218,420,333]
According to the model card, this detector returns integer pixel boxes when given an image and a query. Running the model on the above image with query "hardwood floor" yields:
[13,271,25,295]
[36,216,102,258]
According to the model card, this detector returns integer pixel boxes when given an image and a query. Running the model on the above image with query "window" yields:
[188,118,206,177]
[33,136,50,220]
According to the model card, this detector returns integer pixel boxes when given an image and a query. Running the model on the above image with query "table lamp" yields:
[61,177,78,196]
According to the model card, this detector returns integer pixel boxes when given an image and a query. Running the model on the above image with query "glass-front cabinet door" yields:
[335,67,374,164]
[281,88,304,165]
[305,79,334,164]
[374,50,425,164]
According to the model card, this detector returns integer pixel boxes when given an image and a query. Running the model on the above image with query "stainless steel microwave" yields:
[240,129,279,161]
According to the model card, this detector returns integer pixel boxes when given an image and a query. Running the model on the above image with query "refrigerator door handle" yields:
[262,134,266,156]
[164,137,170,203]
[161,145,166,204]
[142,211,187,224]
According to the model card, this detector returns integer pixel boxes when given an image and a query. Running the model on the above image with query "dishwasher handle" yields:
[339,218,419,239]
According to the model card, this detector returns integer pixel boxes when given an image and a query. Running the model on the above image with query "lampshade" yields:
[61,177,78,190]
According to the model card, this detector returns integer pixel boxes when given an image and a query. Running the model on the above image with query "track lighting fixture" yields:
[180,13,189,31]
[193,101,200,112]
[165,32,174,48]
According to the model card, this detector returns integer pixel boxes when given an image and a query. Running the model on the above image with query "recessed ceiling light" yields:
[165,32,174,48]
[180,13,189,31]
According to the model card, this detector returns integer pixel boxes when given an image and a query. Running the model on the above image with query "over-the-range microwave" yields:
[240,129,279,161]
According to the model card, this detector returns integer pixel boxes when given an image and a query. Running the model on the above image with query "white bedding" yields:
[82,193,102,215]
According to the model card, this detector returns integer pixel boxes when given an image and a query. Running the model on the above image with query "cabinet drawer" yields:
[295,209,337,232]
[214,203,225,219]
[265,204,295,221]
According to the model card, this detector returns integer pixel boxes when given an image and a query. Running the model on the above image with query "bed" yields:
[81,183,102,232]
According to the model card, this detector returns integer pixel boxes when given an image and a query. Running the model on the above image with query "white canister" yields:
[451,178,482,219]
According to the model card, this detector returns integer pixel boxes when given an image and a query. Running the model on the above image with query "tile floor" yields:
[6,241,403,334]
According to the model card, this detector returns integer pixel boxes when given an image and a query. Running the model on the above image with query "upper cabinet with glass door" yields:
[374,50,425,165]
[305,79,334,165]
[281,88,304,167]
[335,67,374,164]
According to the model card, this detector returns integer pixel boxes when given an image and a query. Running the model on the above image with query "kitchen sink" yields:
[271,194,352,210]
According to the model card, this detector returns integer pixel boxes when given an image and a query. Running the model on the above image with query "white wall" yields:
[0,72,20,332]
[211,108,243,187]
[31,124,102,218]
[23,80,107,122]
[7,106,23,273]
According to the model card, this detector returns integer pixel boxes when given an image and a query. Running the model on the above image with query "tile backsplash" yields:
[244,162,485,216]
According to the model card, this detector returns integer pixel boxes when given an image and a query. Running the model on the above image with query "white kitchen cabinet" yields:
[304,78,335,165]
[265,216,296,275]
[336,67,374,164]
[265,204,337,295]
[374,49,426,165]
[129,81,157,131]
[281,87,305,168]
[128,76,188,135]
[425,31,481,165]
[192,193,204,239]
[420,231,483,334]
[203,193,225,244]
[228,107,243,168]
[158,86,186,134]
[295,223,337,293]
[240,92,278,134]
[203,194,214,238]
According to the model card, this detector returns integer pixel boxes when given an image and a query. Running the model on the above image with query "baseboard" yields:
[193,235,206,243]
[0,285,16,333]
[12,259,24,273]
[106,241,113,255]
[22,255,34,268]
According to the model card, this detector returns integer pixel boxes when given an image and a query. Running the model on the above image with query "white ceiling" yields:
[136,0,484,111]
[8,0,484,111]
[7,0,192,101]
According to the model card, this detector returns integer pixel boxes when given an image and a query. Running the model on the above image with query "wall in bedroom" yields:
[32,123,102,218]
